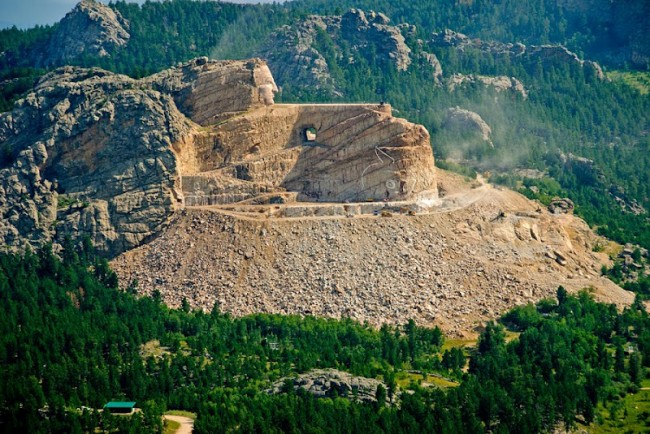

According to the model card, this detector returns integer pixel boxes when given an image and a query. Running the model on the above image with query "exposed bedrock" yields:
[182,103,437,204]
[0,57,437,255]
[0,66,192,256]
[36,0,130,67]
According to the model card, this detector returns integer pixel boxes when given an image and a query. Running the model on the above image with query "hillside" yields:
[0,57,437,256]
[2,0,647,251]
[0,51,635,337]
[112,169,633,337]
[2,2,650,433]
[2,245,649,433]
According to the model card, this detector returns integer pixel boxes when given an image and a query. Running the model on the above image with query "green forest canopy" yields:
[1,243,650,432]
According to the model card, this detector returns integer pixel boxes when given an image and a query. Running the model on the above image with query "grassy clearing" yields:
[441,330,520,352]
[140,340,170,358]
[395,371,459,389]
[587,378,650,433]
[608,71,650,95]
[425,375,460,388]
[165,410,197,420]
[441,338,476,352]
[163,419,181,434]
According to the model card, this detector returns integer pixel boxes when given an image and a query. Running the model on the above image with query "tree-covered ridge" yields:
[291,0,649,70]
[1,245,649,432]
[263,17,650,249]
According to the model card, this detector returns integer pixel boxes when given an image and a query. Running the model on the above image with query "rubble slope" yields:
[112,170,633,337]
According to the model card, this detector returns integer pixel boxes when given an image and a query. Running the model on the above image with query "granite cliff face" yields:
[258,9,419,97]
[0,66,191,256]
[37,0,130,67]
[0,58,436,256]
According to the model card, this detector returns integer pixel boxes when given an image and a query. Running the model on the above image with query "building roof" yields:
[104,401,136,409]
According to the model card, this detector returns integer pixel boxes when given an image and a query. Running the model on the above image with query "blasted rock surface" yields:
[182,103,437,204]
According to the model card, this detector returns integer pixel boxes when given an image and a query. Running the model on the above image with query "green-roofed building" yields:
[104,401,137,414]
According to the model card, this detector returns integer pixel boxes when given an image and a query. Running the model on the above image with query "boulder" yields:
[447,74,527,98]
[268,369,391,405]
[548,198,575,214]
[444,107,493,144]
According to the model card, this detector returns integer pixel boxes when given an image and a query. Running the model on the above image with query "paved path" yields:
[163,415,194,434]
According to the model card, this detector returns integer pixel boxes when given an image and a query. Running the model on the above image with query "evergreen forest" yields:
[1,243,650,433]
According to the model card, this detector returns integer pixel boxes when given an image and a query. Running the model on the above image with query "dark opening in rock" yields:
[304,127,317,142]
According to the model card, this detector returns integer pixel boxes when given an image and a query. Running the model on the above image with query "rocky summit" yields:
[37,0,130,67]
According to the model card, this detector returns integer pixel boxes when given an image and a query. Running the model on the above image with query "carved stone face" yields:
[253,63,279,106]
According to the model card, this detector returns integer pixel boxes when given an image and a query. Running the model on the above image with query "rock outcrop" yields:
[258,9,415,97]
[38,0,130,67]
[444,107,493,145]
[431,29,526,57]
[258,16,338,95]
[548,198,575,215]
[430,29,605,80]
[258,9,607,101]
[0,66,192,256]
[419,52,444,83]
[0,58,436,256]
[341,9,412,71]
[446,74,527,98]
[268,369,390,404]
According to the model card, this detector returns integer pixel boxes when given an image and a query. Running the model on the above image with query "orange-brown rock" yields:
[181,103,437,204]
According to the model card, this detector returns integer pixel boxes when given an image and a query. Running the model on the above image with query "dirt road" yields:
[163,415,194,434]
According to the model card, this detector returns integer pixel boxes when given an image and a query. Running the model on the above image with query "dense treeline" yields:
[291,0,649,70]
[0,242,442,433]
[1,244,649,432]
